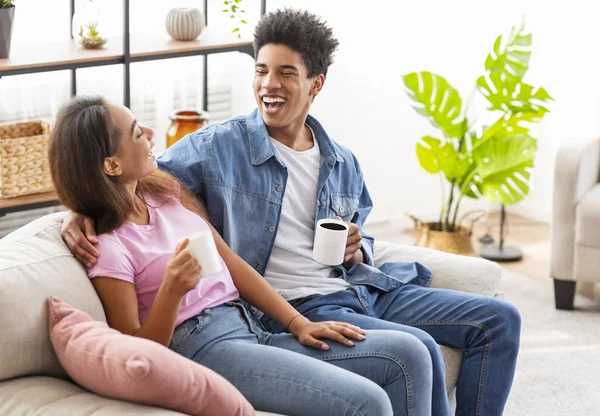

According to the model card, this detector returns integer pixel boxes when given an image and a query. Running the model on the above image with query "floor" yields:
[495,269,600,415]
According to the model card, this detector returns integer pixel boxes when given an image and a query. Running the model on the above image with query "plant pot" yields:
[166,110,209,148]
[0,6,15,59]
[81,38,107,49]
[407,211,486,256]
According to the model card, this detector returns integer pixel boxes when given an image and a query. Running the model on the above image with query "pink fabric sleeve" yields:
[87,235,136,284]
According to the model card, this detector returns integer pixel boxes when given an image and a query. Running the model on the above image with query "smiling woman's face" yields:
[103,104,157,181]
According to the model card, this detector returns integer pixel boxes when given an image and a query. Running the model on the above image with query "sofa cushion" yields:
[0,212,106,382]
[576,183,600,249]
[48,297,254,416]
[0,376,284,416]
[373,240,502,297]
[0,376,186,415]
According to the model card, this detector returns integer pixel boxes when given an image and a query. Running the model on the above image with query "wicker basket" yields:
[0,120,53,198]
[407,211,486,256]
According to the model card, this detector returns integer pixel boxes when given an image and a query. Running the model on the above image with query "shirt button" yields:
[269,226,275,232]
[256,265,262,271]
[339,206,345,213]
[276,185,283,192]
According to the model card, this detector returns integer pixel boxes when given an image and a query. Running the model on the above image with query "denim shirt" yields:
[157,109,432,292]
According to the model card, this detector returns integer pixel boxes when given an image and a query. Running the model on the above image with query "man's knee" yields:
[482,298,521,347]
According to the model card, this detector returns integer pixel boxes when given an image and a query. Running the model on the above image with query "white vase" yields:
[165,8,205,41]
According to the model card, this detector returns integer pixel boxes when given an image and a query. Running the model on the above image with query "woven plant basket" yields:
[0,120,53,198]
[407,211,486,256]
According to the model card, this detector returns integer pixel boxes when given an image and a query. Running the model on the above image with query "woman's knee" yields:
[358,381,394,416]
[370,330,434,379]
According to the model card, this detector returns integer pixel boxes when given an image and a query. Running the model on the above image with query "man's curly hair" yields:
[253,8,339,78]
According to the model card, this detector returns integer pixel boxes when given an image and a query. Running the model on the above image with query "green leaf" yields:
[232,5,238,11]
[416,136,468,180]
[241,20,247,24]
[476,110,545,150]
[230,15,235,18]
[485,20,531,81]
[232,27,240,33]
[474,134,537,205]
[403,72,465,139]
[477,72,553,113]
[222,9,228,12]
[224,1,229,4]
[416,136,443,174]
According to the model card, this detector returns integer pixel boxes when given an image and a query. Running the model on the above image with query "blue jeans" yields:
[169,301,434,416]
[261,285,521,416]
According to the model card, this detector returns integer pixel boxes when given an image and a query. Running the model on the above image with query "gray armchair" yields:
[551,137,600,309]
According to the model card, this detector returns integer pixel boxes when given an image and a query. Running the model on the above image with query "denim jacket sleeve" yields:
[350,158,376,267]
[156,130,209,199]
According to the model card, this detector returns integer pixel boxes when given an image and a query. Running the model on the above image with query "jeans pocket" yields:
[225,301,267,339]
[169,316,202,354]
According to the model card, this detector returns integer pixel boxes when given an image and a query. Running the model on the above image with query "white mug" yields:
[182,231,223,278]
[312,218,349,266]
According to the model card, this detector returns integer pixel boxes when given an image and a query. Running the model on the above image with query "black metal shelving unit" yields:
[0,0,266,217]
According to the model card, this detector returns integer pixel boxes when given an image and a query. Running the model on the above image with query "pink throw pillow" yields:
[47,296,254,416]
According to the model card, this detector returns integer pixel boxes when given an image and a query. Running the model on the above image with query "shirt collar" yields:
[246,108,345,166]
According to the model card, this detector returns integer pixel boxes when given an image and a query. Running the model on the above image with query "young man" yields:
[62,8,520,415]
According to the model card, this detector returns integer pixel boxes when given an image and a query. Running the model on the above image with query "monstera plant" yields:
[403,20,552,232]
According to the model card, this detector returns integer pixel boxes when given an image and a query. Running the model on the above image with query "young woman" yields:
[49,95,435,416]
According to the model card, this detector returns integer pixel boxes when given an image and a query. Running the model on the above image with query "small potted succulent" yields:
[77,21,106,49]
[72,0,107,49]
[0,0,16,58]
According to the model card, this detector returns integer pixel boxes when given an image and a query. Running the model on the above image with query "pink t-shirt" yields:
[88,195,240,327]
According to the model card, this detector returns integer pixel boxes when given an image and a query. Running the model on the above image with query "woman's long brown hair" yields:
[49,95,205,234]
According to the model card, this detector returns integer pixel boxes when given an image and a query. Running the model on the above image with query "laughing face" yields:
[104,104,157,182]
[253,44,324,129]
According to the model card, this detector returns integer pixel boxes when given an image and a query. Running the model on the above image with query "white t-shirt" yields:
[264,127,350,301]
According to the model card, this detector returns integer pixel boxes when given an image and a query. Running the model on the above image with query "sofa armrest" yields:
[551,138,600,281]
[373,240,502,297]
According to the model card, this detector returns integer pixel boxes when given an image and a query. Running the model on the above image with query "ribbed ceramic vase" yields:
[165,8,205,41]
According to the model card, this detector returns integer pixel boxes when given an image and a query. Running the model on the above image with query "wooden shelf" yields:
[131,28,253,60]
[0,191,60,216]
[0,40,123,75]
[0,27,252,76]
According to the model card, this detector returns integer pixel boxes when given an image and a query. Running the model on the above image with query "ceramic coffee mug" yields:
[182,231,223,278]
[312,218,349,266]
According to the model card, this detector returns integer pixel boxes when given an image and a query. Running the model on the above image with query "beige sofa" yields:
[0,212,502,415]
[551,137,600,309]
